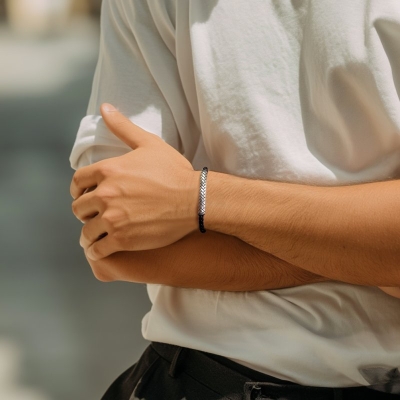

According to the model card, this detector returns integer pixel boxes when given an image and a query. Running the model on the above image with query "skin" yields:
[84,230,327,291]
[206,173,400,286]
[71,103,400,297]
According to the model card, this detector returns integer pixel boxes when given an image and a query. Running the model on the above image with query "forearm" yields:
[87,230,327,291]
[71,102,400,288]
[206,172,400,286]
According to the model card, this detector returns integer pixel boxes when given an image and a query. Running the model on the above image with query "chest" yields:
[178,0,400,179]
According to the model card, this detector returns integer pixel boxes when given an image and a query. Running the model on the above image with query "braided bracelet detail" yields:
[198,167,208,233]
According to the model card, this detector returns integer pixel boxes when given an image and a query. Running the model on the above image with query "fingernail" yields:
[103,103,116,112]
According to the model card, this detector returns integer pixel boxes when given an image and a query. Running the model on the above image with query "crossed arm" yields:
[86,230,327,291]
[71,104,400,296]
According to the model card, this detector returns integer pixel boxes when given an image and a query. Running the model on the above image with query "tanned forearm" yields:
[86,230,327,291]
[72,107,399,293]
[205,173,400,287]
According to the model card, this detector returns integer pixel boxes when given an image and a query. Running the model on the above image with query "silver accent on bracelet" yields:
[198,167,208,233]
[198,167,208,216]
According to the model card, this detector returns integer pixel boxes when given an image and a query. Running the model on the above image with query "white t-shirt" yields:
[69,0,400,392]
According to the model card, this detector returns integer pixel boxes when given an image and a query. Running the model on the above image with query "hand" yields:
[71,103,199,260]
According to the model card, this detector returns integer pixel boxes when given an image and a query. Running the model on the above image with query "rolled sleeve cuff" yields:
[69,115,131,170]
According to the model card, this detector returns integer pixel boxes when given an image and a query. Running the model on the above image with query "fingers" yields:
[80,215,108,250]
[86,233,116,261]
[100,103,156,150]
[70,164,99,200]
[72,190,102,222]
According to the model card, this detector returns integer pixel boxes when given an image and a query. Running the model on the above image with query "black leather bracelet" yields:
[198,167,208,233]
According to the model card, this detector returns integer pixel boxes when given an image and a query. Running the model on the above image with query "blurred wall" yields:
[0,2,151,399]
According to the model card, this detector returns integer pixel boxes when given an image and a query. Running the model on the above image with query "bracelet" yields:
[198,167,208,233]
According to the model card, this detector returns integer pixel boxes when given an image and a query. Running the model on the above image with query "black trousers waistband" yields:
[151,342,398,400]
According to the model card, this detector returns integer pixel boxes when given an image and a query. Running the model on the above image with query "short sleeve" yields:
[69,0,198,170]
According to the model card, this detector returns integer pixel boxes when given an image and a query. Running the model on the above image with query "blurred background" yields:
[0,1,151,399]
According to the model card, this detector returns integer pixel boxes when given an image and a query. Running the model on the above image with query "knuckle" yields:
[92,193,106,209]
[95,186,116,205]
[97,161,113,178]
[90,245,102,260]
[72,172,79,184]
[71,200,79,216]
[72,172,81,188]
[101,210,118,226]
[81,224,89,240]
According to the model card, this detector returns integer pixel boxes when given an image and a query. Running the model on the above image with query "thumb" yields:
[100,103,149,149]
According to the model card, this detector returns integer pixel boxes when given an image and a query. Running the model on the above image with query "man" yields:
[70,0,400,398]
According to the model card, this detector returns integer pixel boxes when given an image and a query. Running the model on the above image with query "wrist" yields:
[205,172,277,242]
[183,169,202,235]
[206,170,242,236]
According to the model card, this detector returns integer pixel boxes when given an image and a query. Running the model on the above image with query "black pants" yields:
[101,342,399,400]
